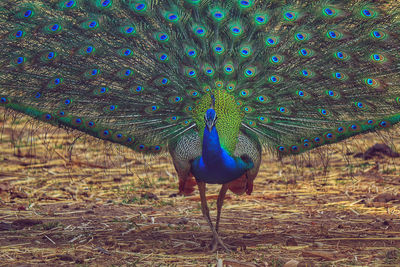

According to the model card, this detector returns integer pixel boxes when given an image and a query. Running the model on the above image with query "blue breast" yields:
[191,125,254,184]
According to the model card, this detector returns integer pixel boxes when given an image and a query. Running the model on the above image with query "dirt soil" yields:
[0,116,400,266]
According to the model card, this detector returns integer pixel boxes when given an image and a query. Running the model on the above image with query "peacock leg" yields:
[211,183,229,251]
[215,183,229,233]
[197,181,230,252]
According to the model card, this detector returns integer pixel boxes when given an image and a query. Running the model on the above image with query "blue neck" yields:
[190,125,254,184]
[202,126,223,166]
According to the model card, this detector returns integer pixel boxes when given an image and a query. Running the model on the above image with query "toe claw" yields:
[210,235,231,252]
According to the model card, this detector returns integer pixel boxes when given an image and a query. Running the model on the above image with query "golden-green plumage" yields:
[193,89,243,154]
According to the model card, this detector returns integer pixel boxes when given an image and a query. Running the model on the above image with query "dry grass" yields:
[0,115,400,266]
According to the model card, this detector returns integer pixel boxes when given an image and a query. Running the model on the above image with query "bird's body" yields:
[1,0,400,251]
[191,124,253,184]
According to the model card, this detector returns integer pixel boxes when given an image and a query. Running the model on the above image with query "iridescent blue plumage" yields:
[192,109,254,184]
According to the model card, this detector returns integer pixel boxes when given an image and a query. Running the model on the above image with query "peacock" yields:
[1,0,400,252]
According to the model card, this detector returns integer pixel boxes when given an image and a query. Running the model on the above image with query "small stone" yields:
[0,222,13,231]
[75,258,84,264]
[286,237,298,246]
[177,217,189,225]
[312,242,324,248]
[57,254,74,262]
[223,258,257,267]
[141,192,159,200]
[12,219,43,230]
[283,259,299,267]
[386,250,399,259]
[374,193,396,203]
[105,238,116,246]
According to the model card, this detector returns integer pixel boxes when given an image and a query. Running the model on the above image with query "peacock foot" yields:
[210,233,231,252]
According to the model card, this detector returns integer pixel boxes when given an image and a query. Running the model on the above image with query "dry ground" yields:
[0,115,400,266]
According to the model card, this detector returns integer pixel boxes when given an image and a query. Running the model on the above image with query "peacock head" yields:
[204,108,217,132]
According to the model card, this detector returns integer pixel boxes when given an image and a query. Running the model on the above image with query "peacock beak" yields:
[206,122,213,132]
